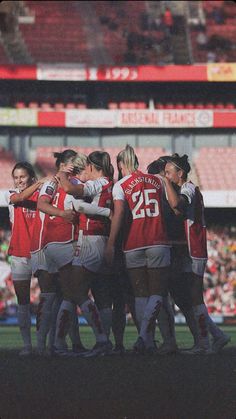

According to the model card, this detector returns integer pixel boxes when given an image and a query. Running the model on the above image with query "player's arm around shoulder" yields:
[9,176,48,205]
[57,171,84,196]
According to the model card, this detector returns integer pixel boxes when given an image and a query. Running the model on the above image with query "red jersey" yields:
[112,171,168,252]
[180,181,207,259]
[79,177,112,236]
[5,189,38,257]
[38,179,76,247]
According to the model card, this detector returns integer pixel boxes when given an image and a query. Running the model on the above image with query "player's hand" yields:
[104,243,115,266]
[61,209,76,223]
[62,164,74,174]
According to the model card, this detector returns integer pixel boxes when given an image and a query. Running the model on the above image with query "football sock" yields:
[36,292,56,351]
[55,300,74,350]
[140,295,162,344]
[18,304,31,347]
[48,294,62,350]
[207,313,224,339]
[112,302,126,347]
[99,307,112,338]
[158,296,176,344]
[135,297,148,331]
[183,308,199,345]
[193,304,210,349]
[80,299,107,343]
[68,303,83,346]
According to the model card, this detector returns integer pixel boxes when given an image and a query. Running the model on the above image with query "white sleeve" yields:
[72,197,110,217]
[180,182,195,204]
[83,179,107,198]
[112,181,125,201]
[5,189,18,205]
[39,180,57,200]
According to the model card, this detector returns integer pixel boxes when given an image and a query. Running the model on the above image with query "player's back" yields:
[118,170,168,251]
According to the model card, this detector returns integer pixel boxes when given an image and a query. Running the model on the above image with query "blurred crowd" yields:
[0,227,236,318]
[204,227,236,316]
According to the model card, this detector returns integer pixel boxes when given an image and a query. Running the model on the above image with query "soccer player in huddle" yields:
[164,153,230,353]
[5,162,47,356]
[105,145,171,353]
[54,150,114,356]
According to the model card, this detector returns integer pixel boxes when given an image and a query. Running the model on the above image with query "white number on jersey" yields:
[132,189,159,219]
[49,192,60,220]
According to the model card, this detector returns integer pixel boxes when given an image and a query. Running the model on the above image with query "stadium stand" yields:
[11,101,236,110]
[190,0,236,63]
[0,41,10,63]
[20,1,92,64]
[204,227,236,316]
[194,147,236,190]
[18,0,173,65]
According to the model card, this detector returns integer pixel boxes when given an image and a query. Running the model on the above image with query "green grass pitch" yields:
[0,325,235,419]
[0,324,236,349]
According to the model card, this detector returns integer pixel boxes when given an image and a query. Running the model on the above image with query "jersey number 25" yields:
[132,189,159,219]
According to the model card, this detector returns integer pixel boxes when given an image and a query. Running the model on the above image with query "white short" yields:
[125,246,171,269]
[182,256,207,276]
[73,235,108,273]
[30,250,50,275]
[44,242,75,272]
[11,256,32,281]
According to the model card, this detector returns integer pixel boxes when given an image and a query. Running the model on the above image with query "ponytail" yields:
[117,144,139,173]
[53,149,77,169]
[87,151,114,180]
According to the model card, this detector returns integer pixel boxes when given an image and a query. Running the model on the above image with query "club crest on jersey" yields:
[45,186,54,196]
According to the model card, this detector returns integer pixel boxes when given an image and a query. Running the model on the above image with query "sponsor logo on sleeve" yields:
[45,186,54,196]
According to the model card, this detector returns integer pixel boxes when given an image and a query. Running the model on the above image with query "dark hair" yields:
[53,149,77,169]
[168,153,191,177]
[87,151,114,180]
[147,156,170,174]
[12,161,36,181]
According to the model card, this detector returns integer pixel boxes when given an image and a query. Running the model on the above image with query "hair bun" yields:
[53,152,61,158]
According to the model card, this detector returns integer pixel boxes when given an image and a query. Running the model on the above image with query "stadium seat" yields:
[29,102,39,109]
[65,103,76,109]
[194,147,236,190]
[54,103,65,110]
[15,102,26,109]
[108,102,118,109]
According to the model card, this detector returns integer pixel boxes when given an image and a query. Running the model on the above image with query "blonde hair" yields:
[72,152,87,173]
[117,144,139,173]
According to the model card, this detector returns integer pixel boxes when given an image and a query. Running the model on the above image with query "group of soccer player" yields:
[5,144,231,357]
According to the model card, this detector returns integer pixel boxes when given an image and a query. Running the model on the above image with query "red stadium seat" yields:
[108,102,118,109]
[195,103,204,109]
[165,103,174,109]
[41,103,52,110]
[185,103,194,109]
[215,103,225,109]
[54,103,65,110]
[205,103,214,109]
[65,103,76,109]
[77,103,87,109]
[225,103,235,109]
[29,102,39,109]
[136,102,147,109]
[15,102,26,109]
[155,103,165,109]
